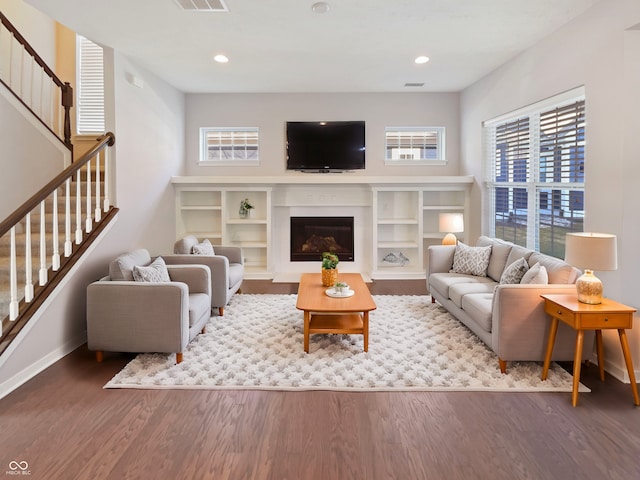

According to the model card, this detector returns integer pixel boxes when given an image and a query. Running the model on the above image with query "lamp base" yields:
[442,233,458,246]
[576,269,603,304]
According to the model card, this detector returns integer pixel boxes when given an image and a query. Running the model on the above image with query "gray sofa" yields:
[87,249,211,363]
[164,236,244,316]
[427,236,594,373]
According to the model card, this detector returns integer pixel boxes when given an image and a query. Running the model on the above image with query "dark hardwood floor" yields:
[1,280,638,480]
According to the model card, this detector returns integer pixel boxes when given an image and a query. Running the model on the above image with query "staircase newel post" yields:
[62,82,73,150]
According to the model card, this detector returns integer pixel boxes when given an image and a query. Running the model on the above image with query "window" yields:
[385,127,445,165]
[199,127,259,165]
[76,35,105,135]
[484,88,585,258]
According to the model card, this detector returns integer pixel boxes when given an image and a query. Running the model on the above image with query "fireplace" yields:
[290,217,354,262]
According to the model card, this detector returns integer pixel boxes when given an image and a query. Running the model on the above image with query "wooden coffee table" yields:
[296,273,377,353]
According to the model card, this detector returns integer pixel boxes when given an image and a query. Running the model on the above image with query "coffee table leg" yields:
[363,311,369,352]
[304,311,310,353]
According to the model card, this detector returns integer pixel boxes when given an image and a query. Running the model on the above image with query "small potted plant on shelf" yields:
[239,198,254,218]
[321,252,339,287]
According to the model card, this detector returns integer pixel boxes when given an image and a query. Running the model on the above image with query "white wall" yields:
[1,0,56,66]
[0,52,185,396]
[461,0,640,380]
[184,92,461,177]
[0,86,68,218]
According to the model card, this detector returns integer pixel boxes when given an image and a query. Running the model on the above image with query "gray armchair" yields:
[164,235,244,316]
[86,249,211,364]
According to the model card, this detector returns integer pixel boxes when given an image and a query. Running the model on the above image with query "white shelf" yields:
[377,218,419,224]
[175,186,271,276]
[422,205,464,211]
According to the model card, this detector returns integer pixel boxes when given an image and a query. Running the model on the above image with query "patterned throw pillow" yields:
[520,262,549,284]
[500,257,529,284]
[132,256,171,283]
[192,238,215,256]
[450,242,492,277]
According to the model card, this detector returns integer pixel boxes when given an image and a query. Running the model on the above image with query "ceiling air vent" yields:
[174,0,229,12]
[404,82,425,87]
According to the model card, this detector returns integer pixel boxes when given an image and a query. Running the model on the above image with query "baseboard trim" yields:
[0,333,85,401]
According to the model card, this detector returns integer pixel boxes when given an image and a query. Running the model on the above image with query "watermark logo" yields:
[5,461,30,476]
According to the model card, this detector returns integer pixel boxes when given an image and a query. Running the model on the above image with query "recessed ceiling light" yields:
[214,54,229,63]
[415,56,430,64]
[312,2,330,14]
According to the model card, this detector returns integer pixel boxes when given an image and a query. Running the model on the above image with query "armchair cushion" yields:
[109,249,152,281]
[133,256,171,283]
[192,238,215,255]
[174,235,199,255]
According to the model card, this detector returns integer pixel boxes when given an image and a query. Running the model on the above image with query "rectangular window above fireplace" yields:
[290,217,354,262]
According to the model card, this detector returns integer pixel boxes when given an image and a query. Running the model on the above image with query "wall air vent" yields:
[174,0,229,12]
[404,82,425,87]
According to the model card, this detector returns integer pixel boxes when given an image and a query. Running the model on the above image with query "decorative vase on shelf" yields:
[321,252,339,287]
[239,198,254,219]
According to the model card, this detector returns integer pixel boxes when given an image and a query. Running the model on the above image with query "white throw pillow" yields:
[520,262,549,284]
[500,257,529,284]
[192,238,215,256]
[132,256,171,283]
[450,242,492,277]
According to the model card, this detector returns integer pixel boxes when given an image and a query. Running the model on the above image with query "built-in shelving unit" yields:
[175,185,272,278]
[173,176,472,280]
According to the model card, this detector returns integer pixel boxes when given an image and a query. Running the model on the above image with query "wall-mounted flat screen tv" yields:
[286,121,365,172]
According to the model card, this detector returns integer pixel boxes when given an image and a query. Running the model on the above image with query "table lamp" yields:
[439,213,464,246]
[564,232,617,304]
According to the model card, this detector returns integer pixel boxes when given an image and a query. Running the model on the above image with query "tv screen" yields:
[286,121,365,172]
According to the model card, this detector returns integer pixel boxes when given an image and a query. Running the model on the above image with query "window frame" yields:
[483,87,585,258]
[384,126,446,165]
[198,127,260,166]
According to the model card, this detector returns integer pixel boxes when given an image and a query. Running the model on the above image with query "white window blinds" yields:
[76,35,105,135]
[484,89,585,258]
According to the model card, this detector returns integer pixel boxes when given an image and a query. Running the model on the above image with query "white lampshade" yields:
[439,213,464,246]
[439,213,464,233]
[564,232,617,304]
[564,232,617,271]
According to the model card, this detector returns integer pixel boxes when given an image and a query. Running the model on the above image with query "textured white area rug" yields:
[105,294,584,392]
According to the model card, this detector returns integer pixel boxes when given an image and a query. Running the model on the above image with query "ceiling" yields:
[26,0,600,94]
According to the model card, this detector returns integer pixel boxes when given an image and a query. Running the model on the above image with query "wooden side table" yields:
[541,294,639,407]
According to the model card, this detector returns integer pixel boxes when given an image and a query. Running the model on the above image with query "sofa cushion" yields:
[132,256,171,283]
[449,282,497,308]
[461,293,493,333]
[450,242,492,277]
[520,262,549,284]
[174,235,199,255]
[528,252,578,284]
[500,257,529,284]
[109,249,152,281]
[477,236,512,281]
[192,238,215,256]
[505,244,533,268]
[429,273,495,301]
